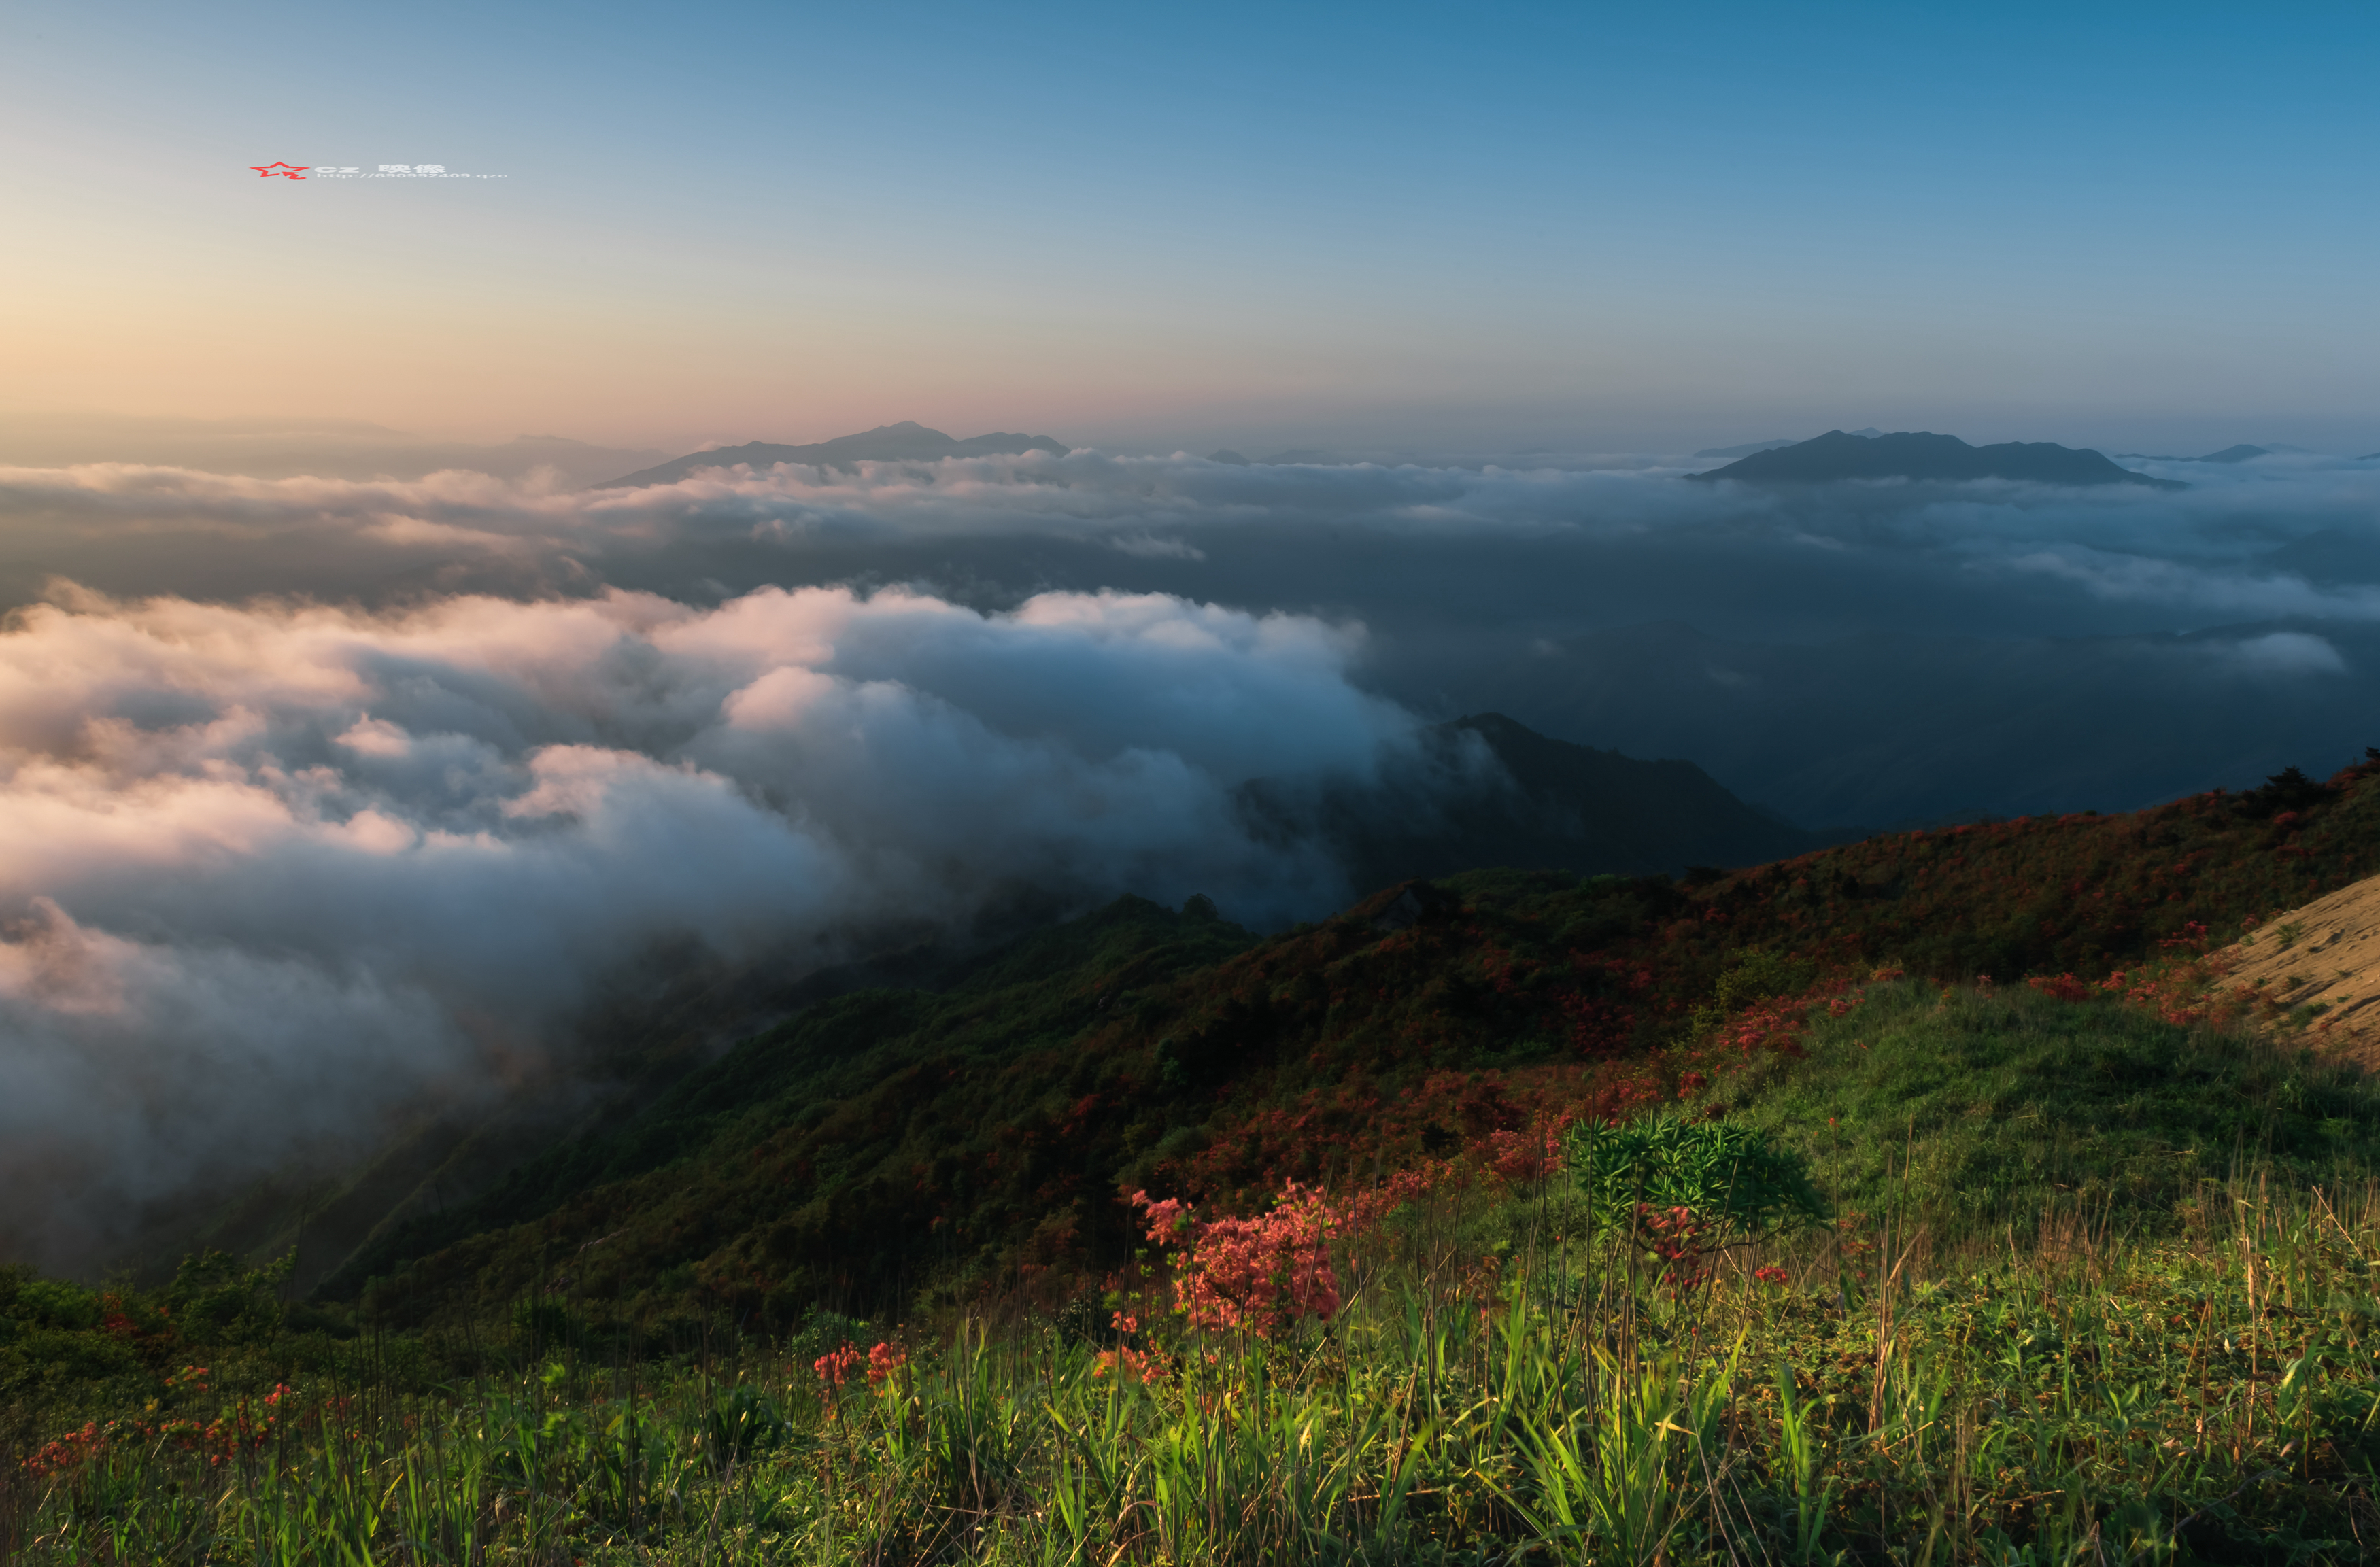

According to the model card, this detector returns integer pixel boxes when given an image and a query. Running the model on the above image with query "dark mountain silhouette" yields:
[2115,444,2269,463]
[1691,428,1881,460]
[1692,430,2183,489]
[2256,530,2380,587]
[1208,449,1253,465]
[1478,618,2380,830]
[1243,712,1842,893]
[593,421,1067,488]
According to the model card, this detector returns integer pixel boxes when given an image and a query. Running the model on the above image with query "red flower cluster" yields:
[1718,973,1875,1058]
[814,1340,904,1396]
[1091,1345,1165,1383]
[1634,1203,1716,1292]
[21,1382,295,1477]
[813,1343,863,1388]
[2026,972,2093,1003]
[1131,1174,1445,1337]
[1130,1181,1342,1334]
[1479,1120,1570,1184]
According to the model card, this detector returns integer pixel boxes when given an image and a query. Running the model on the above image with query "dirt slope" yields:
[2216,872,2380,1064]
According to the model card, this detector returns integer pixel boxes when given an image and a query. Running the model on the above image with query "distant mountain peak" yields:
[1690,429,2184,489]
[1239,710,1837,894]
[2114,444,2271,464]
[593,424,1068,488]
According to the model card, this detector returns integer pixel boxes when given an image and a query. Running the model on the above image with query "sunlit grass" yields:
[10,985,2380,1562]
[9,1165,2379,1564]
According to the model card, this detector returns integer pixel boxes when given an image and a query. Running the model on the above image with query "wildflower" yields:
[2027,972,2091,1003]
[1754,1266,1790,1287]
[1093,1346,1166,1383]
[813,1343,862,1389]
[865,1341,906,1387]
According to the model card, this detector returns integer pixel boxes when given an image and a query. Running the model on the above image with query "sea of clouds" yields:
[0,576,1417,1266]
[1,443,2375,1267]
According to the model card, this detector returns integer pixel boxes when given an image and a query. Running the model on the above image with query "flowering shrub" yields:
[866,1341,906,1387]
[1128,1167,1453,1338]
[2027,973,2093,1003]
[1715,969,1877,1056]
[1480,1122,1569,1184]
[1132,1182,1344,1335]
[813,1343,863,1389]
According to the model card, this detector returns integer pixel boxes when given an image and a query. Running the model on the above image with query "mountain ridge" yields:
[1693,429,2183,488]
[1249,712,1846,894]
[593,421,1068,488]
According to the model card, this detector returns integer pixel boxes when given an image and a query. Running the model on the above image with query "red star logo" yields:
[250,162,308,180]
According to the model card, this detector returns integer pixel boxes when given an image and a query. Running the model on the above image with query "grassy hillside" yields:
[321,896,1259,1318]
[10,976,2380,1562]
[1724,981,2380,1235]
[312,753,2380,1337]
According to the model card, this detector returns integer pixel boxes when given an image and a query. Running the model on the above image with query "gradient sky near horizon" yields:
[3,1,2373,456]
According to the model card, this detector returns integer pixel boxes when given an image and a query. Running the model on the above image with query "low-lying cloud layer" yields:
[4,446,2376,627]
[6,446,2377,814]
[0,581,1410,1268]
[5,440,2380,1267]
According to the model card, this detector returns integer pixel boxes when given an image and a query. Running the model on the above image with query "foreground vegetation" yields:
[10,986,2380,1562]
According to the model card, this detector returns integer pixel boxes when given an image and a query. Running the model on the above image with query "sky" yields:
[3,1,2374,456]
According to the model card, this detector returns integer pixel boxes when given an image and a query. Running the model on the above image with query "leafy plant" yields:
[1566,1113,1828,1250]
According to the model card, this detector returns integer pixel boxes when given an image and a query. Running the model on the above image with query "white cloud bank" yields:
[0,581,1410,1268]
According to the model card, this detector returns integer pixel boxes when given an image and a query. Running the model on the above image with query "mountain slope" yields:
[209,714,1813,1296]
[331,753,2380,1330]
[593,421,1067,488]
[2204,866,2380,1065]
[1255,712,1841,891]
[1693,429,2181,488]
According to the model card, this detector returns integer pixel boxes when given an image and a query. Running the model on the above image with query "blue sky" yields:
[3,1,2372,453]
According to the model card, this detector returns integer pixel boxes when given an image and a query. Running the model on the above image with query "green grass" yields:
[8,1169,2380,1564]
[10,984,2380,1562]
[1720,982,2380,1243]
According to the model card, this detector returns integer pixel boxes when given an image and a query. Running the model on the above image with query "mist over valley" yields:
[0,421,2374,1274]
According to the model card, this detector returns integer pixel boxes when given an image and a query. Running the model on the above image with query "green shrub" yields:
[1565,1114,1827,1244]
[11,1277,101,1332]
